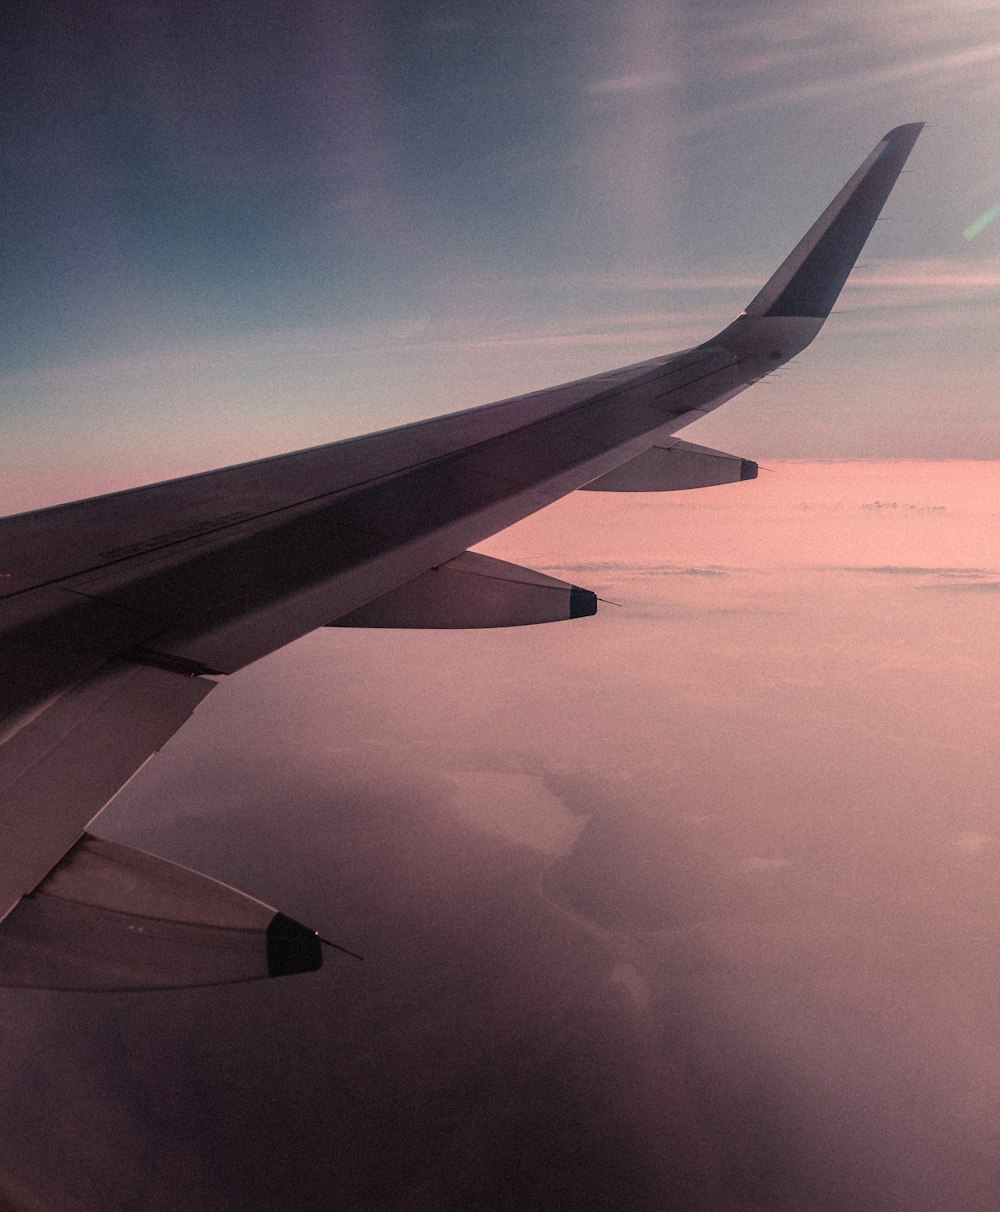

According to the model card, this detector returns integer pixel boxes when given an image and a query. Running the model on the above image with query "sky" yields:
[3,2,1000,1210]
[3,0,1000,501]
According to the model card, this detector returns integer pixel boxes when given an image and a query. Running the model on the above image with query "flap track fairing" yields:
[327,551,597,629]
[0,834,324,990]
[582,440,757,492]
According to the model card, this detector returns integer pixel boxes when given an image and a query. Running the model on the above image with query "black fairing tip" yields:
[740,459,759,481]
[266,912,323,977]
[570,586,598,618]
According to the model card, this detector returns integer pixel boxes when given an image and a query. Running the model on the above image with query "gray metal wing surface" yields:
[0,124,922,988]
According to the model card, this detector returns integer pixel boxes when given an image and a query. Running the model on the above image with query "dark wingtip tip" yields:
[740,459,759,482]
[569,587,598,618]
[883,122,924,146]
[266,912,323,977]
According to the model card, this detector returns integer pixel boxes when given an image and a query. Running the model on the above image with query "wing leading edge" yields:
[0,124,922,989]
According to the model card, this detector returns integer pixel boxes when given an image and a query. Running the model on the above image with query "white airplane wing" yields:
[0,123,922,990]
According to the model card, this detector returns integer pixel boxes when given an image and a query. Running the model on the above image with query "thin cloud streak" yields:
[0,312,724,392]
[829,565,998,576]
[924,580,1000,592]
[588,69,680,95]
[694,1,1000,62]
[684,39,1000,131]
[497,258,1000,296]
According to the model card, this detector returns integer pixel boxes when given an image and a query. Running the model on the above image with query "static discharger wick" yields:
[319,935,364,961]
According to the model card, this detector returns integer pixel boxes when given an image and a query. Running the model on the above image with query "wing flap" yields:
[0,661,216,920]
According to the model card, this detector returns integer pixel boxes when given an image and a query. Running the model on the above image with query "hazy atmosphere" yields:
[3,2,1000,1210]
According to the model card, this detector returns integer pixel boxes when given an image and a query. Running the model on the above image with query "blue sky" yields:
[3,0,1000,507]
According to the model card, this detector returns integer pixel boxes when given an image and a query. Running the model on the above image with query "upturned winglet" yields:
[745,123,923,320]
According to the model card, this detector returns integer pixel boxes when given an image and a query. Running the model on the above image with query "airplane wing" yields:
[0,123,922,989]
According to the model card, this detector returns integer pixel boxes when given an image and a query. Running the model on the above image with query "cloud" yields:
[830,566,995,576]
[0,306,726,395]
[545,271,760,293]
[541,560,737,578]
[738,855,793,873]
[826,565,1000,590]
[858,503,947,512]
[13,250,997,405]
[445,770,586,855]
[953,832,991,854]
[841,259,1000,312]
[525,261,1000,304]
[925,580,1000,593]
[683,30,1000,131]
[588,70,679,95]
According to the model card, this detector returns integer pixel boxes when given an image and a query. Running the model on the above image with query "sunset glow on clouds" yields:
[18,457,985,1212]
